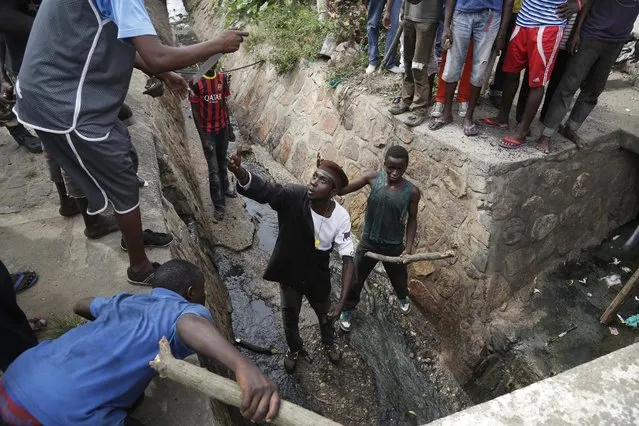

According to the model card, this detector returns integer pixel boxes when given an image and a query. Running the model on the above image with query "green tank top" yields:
[362,173,413,245]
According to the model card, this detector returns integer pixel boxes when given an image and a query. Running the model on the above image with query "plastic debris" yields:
[636,296,639,302]
[621,266,633,274]
[579,278,588,284]
[533,288,541,294]
[613,235,620,241]
[617,314,625,324]
[624,314,639,329]
[609,327,619,335]
[610,257,621,265]
[408,411,417,417]
[587,292,593,297]
[600,274,622,288]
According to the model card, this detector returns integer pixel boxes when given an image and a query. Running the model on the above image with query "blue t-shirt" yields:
[93,0,157,39]
[455,0,503,12]
[1,288,213,426]
[581,0,639,43]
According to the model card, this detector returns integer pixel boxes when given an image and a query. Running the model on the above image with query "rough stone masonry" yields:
[185,0,639,375]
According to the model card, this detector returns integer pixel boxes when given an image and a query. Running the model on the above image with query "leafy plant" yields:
[245,4,328,74]
[326,0,367,44]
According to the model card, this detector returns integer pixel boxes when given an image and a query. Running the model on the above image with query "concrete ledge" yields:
[427,342,639,425]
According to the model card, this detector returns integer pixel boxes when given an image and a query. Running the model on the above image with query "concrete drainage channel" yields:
[165,1,639,424]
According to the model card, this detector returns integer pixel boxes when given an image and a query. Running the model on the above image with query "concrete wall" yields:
[427,342,639,425]
[185,0,639,374]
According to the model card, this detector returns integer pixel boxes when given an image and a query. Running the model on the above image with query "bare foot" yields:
[482,116,509,129]
[463,119,480,137]
[535,135,551,154]
[559,126,584,149]
[28,317,47,331]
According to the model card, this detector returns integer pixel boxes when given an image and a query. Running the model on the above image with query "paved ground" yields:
[0,71,216,425]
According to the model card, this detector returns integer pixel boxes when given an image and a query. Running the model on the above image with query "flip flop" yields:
[463,123,480,137]
[428,118,452,131]
[11,271,39,294]
[28,317,47,332]
[482,117,509,129]
[499,136,526,149]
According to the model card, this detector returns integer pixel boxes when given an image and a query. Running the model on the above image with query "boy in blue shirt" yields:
[0,260,280,425]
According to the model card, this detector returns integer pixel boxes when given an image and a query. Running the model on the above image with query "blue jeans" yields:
[442,9,500,87]
[367,0,401,68]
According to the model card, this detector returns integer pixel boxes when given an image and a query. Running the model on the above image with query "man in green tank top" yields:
[338,146,421,332]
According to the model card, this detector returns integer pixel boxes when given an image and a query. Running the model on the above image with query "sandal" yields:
[482,117,509,129]
[11,271,39,294]
[389,103,410,115]
[405,111,427,127]
[499,136,526,149]
[28,317,47,332]
[428,118,452,131]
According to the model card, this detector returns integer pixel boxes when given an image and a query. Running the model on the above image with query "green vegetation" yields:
[245,4,328,75]
[326,49,368,84]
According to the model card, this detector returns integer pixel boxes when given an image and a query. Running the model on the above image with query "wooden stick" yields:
[364,250,455,264]
[600,267,639,325]
[149,337,341,426]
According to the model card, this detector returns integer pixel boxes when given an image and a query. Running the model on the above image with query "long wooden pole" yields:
[149,338,341,426]
[600,267,639,325]
[365,250,455,264]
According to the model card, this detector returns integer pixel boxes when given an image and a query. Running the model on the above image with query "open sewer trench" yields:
[168,1,639,423]
[167,4,468,423]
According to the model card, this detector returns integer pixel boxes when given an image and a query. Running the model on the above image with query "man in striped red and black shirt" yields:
[190,66,236,221]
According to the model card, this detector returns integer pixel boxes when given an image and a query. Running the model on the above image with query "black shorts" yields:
[36,121,139,214]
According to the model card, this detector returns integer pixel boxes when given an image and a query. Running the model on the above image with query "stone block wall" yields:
[185,0,639,372]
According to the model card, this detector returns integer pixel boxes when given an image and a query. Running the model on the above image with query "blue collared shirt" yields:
[2,288,212,426]
[93,0,157,39]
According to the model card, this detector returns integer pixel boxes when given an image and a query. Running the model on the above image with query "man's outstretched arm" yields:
[338,170,377,196]
[131,32,248,76]
[73,297,96,320]
[177,315,280,423]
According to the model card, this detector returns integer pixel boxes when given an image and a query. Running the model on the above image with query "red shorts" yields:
[0,381,41,426]
[503,25,564,88]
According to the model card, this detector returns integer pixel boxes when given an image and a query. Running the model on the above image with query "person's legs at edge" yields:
[383,0,403,70]
[66,175,119,240]
[539,50,569,122]
[433,50,448,114]
[340,242,379,332]
[379,244,410,313]
[410,22,437,110]
[537,38,604,152]
[562,41,623,143]
[45,149,79,217]
[0,260,38,371]
[515,69,530,124]
[367,0,386,71]
[36,123,153,280]
[392,20,417,115]
[456,40,474,105]
[463,10,500,135]
[431,11,471,129]
[489,13,518,106]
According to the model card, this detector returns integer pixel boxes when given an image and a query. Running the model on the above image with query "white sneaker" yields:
[398,298,411,314]
[388,65,404,74]
[458,102,469,118]
[365,64,377,74]
[430,102,444,118]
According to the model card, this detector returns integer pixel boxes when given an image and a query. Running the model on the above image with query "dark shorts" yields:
[35,121,139,215]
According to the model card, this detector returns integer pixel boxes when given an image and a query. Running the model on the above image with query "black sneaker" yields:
[284,349,300,373]
[224,189,237,198]
[120,229,174,251]
[213,209,225,221]
[127,262,161,286]
[8,125,42,153]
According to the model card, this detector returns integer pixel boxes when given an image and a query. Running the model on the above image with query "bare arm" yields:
[177,315,280,422]
[338,170,377,196]
[73,297,96,320]
[131,31,248,75]
[569,0,593,53]
[191,101,204,138]
[404,186,421,255]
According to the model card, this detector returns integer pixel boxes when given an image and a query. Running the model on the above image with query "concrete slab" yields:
[427,342,639,426]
